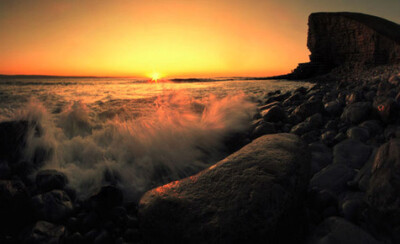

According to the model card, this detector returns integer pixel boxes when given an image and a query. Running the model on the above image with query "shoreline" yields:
[1,65,400,242]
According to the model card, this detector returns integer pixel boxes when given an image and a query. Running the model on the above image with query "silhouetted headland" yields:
[271,12,400,81]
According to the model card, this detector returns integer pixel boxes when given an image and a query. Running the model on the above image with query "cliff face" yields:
[290,12,400,79]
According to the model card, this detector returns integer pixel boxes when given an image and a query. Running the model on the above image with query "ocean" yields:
[0,77,311,200]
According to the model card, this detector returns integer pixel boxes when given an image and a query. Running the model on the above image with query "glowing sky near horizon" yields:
[0,0,399,77]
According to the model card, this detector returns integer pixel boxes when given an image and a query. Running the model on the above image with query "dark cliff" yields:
[288,12,400,80]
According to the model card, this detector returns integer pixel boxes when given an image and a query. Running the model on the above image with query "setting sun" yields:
[151,72,161,82]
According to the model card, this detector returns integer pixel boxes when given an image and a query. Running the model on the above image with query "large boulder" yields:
[341,102,372,124]
[308,217,379,244]
[31,190,73,223]
[333,139,372,169]
[139,134,311,244]
[367,139,400,224]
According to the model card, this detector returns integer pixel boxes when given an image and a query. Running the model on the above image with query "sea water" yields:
[0,77,311,199]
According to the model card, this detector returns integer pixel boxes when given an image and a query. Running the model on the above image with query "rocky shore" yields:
[0,66,400,243]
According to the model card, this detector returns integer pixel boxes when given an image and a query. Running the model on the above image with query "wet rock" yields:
[80,211,99,233]
[347,126,370,142]
[321,130,337,146]
[139,134,311,243]
[367,139,400,224]
[291,121,312,135]
[127,215,139,228]
[83,229,101,243]
[388,73,400,86]
[22,221,65,244]
[384,125,400,140]
[295,86,308,94]
[364,90,376,101]
[0,180,32,234]
[266,90,281,97]
[90,185,124,213]
[291,113,323,135]
[250,122,275,139]
[308,217,379,244]
[308,95,322,102]
[32,190,73,222]
[324,100,343,116]
[261,105,287,122]
[282,123,292,133]
[301,130,321,144]
[264,92,291,103]
[258,101,281,111]
[352,148,378,192]
[339,191,367,223]
[345,92,361,105]
[110,206,127,225]
[308,189,338,223]
[373,97,399,123]
[310,164,355,195]
[0,121,29,164]
[93,230,112,244]
[333,139,372,169]
[292,100,324,121]
[283,92,303,106]
[309,142,333,176]
[341,102,371,124]
[307,113,323,127]
[66,217,78,232]
[359,120,383,137]
[333,132,347,144]
[395,93,400,108]
[63,232,85,244]
[124,228,141,242]
[325,119,338,130]
[0,162,11,179]
[377,80,395,97]
[36,169,68,193]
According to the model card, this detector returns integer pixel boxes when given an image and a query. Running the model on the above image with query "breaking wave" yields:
[11,92,257,200]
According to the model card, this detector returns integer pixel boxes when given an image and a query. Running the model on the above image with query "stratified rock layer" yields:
[308,12,400,66]
[139,134,310,244]
[290,12,400,79]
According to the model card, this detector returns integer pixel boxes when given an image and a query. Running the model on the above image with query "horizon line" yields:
[0,73,286,80]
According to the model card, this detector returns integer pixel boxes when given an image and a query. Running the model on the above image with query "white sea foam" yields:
[13,93,257,200]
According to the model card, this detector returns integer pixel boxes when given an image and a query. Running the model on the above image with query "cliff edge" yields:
[288,12,400,80]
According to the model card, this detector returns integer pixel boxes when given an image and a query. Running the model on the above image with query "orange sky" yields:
[0,0,399,78]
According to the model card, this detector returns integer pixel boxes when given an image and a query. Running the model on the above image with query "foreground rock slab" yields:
[308,217,379,244]
[139,134,310,244]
